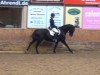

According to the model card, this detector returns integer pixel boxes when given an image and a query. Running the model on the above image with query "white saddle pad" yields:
[48,28,60,36]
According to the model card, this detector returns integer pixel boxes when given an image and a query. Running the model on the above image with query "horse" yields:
[27,24,76,54]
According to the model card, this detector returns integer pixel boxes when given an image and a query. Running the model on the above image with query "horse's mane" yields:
[59,24,74,30]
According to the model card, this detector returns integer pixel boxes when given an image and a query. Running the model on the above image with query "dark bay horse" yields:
[27,24,76,54]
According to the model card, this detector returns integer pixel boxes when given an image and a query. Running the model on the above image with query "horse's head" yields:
[59,24,75,37]
[68,26,75,37]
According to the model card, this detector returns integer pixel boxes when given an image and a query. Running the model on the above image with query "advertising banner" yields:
[0,0,29,5]
[64,0,100,5]
[65,7,82,28]
[31,0,63,3]
[82,7,100,30]
[28,6,64,28]
[28,6,47,28]
[47,6,64,28]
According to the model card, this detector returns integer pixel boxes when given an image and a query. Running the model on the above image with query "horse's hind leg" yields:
[27,40,35,51]
[35,40,42,54]
[61,40,73,53]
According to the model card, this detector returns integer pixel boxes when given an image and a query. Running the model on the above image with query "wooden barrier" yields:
[0,28,100,53]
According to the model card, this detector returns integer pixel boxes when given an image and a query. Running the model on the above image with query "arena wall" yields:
[0,28,100,53]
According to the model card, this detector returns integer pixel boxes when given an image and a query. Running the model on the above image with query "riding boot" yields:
[53,38,57,42]
[53,34,57,42]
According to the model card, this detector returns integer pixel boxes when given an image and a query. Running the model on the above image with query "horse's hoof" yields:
[27,49,29,51]
[53,51,56,53]
[25,50,28,54]
[71,52,73,54]
[36,52,39,54]
[70,51,74,54]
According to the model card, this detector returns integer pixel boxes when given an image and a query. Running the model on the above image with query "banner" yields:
[82,7,100,30]
[28,6,47,28]
[0,0,29,5]
[27,6,64,28]
[65,7,82,28]
[64,0,100,5]
[31,0,63,3]
[47,6,64,28]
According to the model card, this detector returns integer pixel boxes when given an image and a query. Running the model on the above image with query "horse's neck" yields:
[63,29,69,34]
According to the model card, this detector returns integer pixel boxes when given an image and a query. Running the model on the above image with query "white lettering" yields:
[0,1,28,5]
[22,1,28,5]
[85,10,100,17]
[1,1,20,5]
[86,0,95,1]
[85,2,100,4]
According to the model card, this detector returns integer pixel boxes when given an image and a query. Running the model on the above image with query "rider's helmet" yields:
[51,13,55,17]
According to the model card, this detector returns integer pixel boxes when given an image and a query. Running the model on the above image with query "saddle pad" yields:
[48,28,60,36]
[49,30,55,36]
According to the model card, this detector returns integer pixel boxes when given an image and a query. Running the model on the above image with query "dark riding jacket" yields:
[50,18,57,28]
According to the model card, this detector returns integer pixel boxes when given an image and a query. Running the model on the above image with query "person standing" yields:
[75,17,80,28]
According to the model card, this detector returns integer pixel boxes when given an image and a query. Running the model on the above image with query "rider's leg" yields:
[53,33,58,42]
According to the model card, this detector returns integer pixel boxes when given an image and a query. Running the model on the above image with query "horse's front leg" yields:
[61,40,73,53]
[53,42,58,53]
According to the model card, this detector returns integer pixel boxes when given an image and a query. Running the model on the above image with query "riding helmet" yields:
[51,13,55,17]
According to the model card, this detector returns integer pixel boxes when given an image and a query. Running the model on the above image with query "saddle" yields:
[48,28,60,36]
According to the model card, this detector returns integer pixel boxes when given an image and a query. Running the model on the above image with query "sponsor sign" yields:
[65,7,82,28]
[64,0,100,5]
[27,6,64,28]
[28,6,47,28]
[46,6,64,27]
[31,0,63,3]
[0,0,29,5]
[82,7,100,30]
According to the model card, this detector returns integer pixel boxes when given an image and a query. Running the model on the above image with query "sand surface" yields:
[0,50,100,75]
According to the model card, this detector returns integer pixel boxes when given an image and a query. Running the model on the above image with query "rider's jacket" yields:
[50,18,57,28]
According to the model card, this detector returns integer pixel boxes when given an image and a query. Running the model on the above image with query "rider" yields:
[49,13,59,42]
